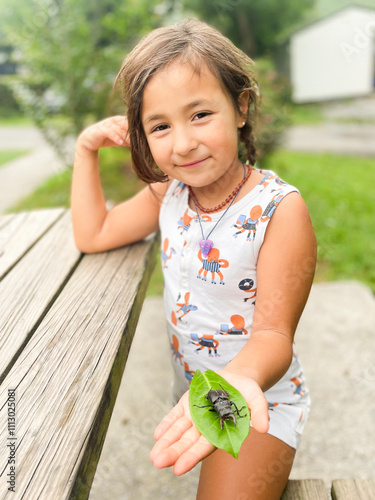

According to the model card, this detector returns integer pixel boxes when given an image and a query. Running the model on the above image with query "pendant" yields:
[199,239,214,258]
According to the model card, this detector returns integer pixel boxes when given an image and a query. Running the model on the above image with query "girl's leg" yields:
[196,429,295,500]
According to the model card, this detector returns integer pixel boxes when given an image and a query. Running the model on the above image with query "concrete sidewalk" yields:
[0,126,74,213]
[89,280,375,500]
[284,95,375,157]
[284,123,375,157]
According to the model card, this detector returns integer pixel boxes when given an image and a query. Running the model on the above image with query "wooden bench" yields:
[282,478,375,499]
[1,209,373,499]
[0,208,159,499]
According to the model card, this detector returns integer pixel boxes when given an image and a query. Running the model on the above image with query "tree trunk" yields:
[235,8,257,57]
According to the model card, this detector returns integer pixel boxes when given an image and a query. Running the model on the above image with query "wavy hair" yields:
[115,19,260,183]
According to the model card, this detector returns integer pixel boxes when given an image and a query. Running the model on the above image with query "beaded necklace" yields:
[189,163,249,258]
[187,161,252,214]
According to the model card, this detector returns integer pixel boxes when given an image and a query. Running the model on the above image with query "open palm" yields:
[150,371,269,476]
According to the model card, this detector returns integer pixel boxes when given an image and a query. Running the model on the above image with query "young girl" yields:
[71,19,316,500]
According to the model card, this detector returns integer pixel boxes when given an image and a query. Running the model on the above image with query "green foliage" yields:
[189,370,250,458]
[289,102,325,125]
[314,0,375,17]
[0,0,165,161]
[253,57,292,164]
[181,0,315,58]
[0,79,21,116]
[267,150,375,291]
[146,256,164,297]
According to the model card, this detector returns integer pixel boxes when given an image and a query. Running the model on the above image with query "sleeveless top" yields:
[159,169,309,405]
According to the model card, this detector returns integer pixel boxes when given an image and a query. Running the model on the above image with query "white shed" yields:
[289,5,375,103]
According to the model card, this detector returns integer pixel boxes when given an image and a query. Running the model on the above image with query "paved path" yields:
[322,95,375,120]
[0,127,73,213]
[89,281,375,500]
[0,126,47,150]
[284,122,375,157]
[285,95,375,157]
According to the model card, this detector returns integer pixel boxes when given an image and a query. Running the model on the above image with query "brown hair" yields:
[115,19,260,184]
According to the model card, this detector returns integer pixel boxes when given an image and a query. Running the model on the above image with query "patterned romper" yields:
[159,169,311,449]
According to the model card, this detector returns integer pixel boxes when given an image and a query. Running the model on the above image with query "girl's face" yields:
[141,61,245,192]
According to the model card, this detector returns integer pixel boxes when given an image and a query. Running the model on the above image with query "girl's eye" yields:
[193,112,212,120]
[151,124,169,133]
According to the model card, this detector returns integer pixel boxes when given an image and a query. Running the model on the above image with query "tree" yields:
[0,0,166,161]
[175,0,313,163]
[180,0,315,58]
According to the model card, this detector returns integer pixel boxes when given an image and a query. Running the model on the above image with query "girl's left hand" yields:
[150,371,269,476]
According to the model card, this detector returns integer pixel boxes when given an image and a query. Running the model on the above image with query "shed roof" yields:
[277,2,375,44]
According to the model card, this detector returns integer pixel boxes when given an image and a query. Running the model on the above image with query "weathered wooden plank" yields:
[0,210,81,383]
[0,213,15,230]
[331,479,375,499]
[0,233,159,499]
[282,479,329,499]
[0,208,65,280]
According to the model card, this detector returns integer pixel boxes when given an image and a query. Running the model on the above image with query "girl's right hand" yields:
[77,115,131,153]
[150,372,269,476]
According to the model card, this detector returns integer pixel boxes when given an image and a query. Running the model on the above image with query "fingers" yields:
[96,116,128,147]
[150,390,215,474]
[151,424,199,468]
[151,413,192,458]
[247,391,270,434]
[109,115,130,146]
[216,370,270,434]
[151,426,215,476]
[173,435,215,476]
[77,115,130,151]
[153,392,188,440]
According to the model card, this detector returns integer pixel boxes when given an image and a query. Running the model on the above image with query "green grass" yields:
[8,147,375,294]
[289,103,325,125]
[0,116,33,126]
[266,150,375,291]
[0,150,30,167]
[7,147,145,212]
[333,117,375,125]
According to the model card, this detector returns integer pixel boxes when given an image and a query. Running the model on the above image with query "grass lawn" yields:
[289,102,325,125]
[0,116,33,126]
[266,150,375,291]
[0,150,30,167]
[7,148,375,294]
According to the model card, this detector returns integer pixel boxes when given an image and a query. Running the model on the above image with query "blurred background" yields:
[0,1,375,498]
[1,0,374,292]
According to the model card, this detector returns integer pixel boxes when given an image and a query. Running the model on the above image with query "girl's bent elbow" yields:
[73,236,97,254]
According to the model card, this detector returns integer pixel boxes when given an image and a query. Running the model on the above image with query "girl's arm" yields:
[71,115,169,253]
[224,191,317,389]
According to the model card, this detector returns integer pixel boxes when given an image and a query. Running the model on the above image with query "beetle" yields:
[194,386,247,429]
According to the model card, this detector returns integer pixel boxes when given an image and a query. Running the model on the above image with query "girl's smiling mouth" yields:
[178,157,210,168]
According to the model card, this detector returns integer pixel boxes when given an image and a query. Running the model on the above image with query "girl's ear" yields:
[237,90,249,126]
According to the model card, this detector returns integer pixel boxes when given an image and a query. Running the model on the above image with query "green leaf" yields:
[189,370,250,459]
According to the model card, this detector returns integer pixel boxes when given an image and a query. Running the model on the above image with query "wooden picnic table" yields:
[282,478,375,499]
[0,208,159,499]
[0,208,374,499]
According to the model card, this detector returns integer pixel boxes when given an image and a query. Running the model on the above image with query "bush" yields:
[253,57,293,166]
[0,79,21,116]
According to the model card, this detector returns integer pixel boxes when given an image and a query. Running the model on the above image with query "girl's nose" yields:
[172,127,198,157]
